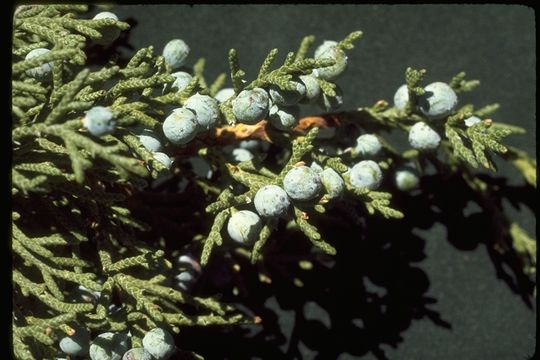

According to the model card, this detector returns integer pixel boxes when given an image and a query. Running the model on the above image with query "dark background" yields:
[95,5,535,360]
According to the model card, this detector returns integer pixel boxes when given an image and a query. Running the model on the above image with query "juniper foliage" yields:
[11,5,536,359]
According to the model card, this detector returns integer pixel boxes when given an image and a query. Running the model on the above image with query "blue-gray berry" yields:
[176,254,202,272]
[299,73,321,104]
[269,79,306,106]
[187,156,213,179]
[215,87,235,103]
[65,285,100,304]
[238,139,270,152]
[238,139,261,151]
[170,71,193,93]
[408,122,441,150]
[108,304,122,316]
[464,115,482,127]
[393,84,409,110]
[174,271,196,291]
[76,285,101,303]
[153,152,173,169]
[319,84,344,112]
[267,96,274,113]
[83,106,116,137]
[269,105,300,131]
[349,160,383,190]
[174,254,202,291]
[310,162,323,174]
[59,326,91,357]
[25,48,53,79]
[418,82,458,119]
[394,167,420,191]
[353,134,382,157]
[142,328,175,360]
[254,185,291,218]
[283,166,322,201]
[162,39,190,70]
[162,108,198,145]
[122,348,153,360]
[93,12,121,46]
[138,128,163,152]
[231,148,254,162]
[314,40,338,59]
[89,332,130,360]
[175,271,193,282]
[320,168,345,199]
[232,88,270,124]
[227,210,262,244]
[315,43,348,81]
[185,93,221,130]
[93,11,118,21]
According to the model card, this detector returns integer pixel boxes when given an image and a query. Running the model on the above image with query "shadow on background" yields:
[134,173,534,360]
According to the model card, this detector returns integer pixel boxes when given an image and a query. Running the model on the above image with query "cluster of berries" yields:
[159,36,348,149]
[59,326,175,360]
[24,11,121,80]
[79,36,350,182]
